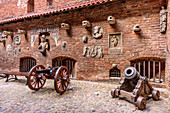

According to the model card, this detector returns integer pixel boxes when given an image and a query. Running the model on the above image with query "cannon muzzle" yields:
[124,67,140,80]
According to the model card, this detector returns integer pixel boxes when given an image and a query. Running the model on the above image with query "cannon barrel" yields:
[124,67,140,80]
[36,69,50,74]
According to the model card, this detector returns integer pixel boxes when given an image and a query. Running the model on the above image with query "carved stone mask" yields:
[107,16,116,25]
[61,23,70,30]
[133,24,141,32]
[82,20,91,28]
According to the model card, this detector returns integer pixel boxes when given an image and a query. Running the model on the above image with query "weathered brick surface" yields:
[0,0,169,89]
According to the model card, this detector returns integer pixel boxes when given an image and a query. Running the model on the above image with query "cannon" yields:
[111,67,160,110]
[27,65,69,94]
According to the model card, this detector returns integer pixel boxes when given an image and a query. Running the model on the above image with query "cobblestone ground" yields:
[0,76,170,113]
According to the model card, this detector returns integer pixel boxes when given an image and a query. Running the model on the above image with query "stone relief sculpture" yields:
[13,48,17,57]
[133,24,141,33]
[3,31,12,36]
[61,23,70,30]
[14,35,21,45]
[82,36,88,43]
[107,16,116,25]
[31,35,38,47]
[50,33,60,46]
[160,6,167,33]
[6,44,12,57]
[38,35,49,54]
[82,20,91,29]
[92,26,103,39]
[83,46,103,58]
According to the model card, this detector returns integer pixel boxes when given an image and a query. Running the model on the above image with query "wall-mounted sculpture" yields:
[6,44,12,57]
[18,29,26,34]
[82,36,88,43]
[133,24,141,33]
[107,16,116,25]
[61,41,67,49]
[160,6,167,33]
[31,35,38,47]
[14,35,21,45]
[61,23,70,30]
[83,46,103,58]
[38,35,49,55]
[3,31,12,36]
[82,20,92,29]
[50,33,60,46]
[92,26,103,39]
[108,33,122,53]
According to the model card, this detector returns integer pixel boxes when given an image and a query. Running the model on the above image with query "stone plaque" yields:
[14,35,21,45]
[108,33,122,53]
[31,35,38,47]
[83,46,103,58]
[92,26,103,39]
[50,32,59,46]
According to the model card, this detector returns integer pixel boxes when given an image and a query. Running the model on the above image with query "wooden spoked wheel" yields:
[54,66,69,94]
[152,90,160,101]
[136,96,146,110]
[27,65,46,91]
[111,89,116,98]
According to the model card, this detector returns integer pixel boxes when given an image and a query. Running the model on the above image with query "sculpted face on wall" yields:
[92,26,103,39]
[61,23,70,30]
[160,6,167,33]
[38,35,49,54]
[14,35,21,45]
[107,16,116,25]
[82,20,91,29]
[83,46,103,58]
[133,24,141,33]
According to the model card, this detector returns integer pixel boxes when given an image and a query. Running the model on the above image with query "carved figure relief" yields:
[160,6,167,33]
[82,36,88,43]
[82,20,91,28]
[83,46,103,58]
[50,33,59,46]
[6,44,12,57]
[14,35,21,45]
[31,35,38,47]
[61,23,70,30]
[92,26,103,39]
[107,16,116,25]
[38,35,49,54]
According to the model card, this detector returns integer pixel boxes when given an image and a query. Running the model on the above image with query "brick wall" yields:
[0,0,168,88]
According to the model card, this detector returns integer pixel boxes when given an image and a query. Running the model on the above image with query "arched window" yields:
[109,67,121,77]
[130,58,165,83]
[20,57,36,72]
[27,0,34,13]
[52,57,76,78]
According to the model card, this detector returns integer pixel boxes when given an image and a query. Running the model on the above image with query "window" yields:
[109,67,121,77]
[27,0,34,13]
[47,0,53,6]
[20,57,36,72]
[52,57,76,78]
[130,58,165,83]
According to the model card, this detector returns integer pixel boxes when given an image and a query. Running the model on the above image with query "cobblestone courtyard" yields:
[0,76,169,113]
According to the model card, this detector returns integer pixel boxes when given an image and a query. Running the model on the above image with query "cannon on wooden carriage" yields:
[111,67,160,110]
[27,65,69,94]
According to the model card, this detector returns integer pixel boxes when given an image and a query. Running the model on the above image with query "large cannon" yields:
[27,65,69,94]
[111,67,160,110]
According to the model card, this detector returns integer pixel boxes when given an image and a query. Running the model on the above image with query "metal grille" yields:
[110,68,121,77]
[20,57,36,72]
[52,57,76,78]
[131,59,165,83]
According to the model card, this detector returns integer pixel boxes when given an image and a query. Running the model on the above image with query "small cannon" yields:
[27,65,69,94]
[111,67,160,110]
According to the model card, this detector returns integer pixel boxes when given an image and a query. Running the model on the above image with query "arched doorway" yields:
[20,57,36,72]
[52,57,76,78]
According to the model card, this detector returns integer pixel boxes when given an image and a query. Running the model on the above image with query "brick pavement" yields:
[0,76,169,113]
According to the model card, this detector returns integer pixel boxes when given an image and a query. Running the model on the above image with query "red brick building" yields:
[0,0,169,90]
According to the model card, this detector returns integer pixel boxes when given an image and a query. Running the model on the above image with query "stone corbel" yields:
[107,16,116,25]
[61,23,70,30]
[82,20,92,30]
[133,24,141,33]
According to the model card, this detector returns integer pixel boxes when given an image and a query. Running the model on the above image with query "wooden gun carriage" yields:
[111,67,160,110]
[27,65,69,94]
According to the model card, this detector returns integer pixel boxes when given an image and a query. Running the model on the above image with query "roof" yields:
[0,0,115,25]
